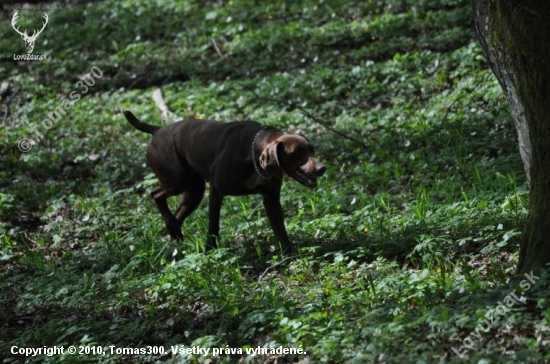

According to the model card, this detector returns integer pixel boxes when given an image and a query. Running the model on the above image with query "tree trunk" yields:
[472,0,550,273]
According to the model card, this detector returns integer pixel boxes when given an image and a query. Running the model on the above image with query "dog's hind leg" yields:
[174,174,206,226]
[151,186,184,240]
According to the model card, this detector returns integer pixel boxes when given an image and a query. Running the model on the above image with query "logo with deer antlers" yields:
[11,11,49,54]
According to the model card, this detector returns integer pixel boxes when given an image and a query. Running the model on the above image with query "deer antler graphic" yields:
[11,11,49,54]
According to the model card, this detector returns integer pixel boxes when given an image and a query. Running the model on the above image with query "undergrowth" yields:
[1,0,548,363]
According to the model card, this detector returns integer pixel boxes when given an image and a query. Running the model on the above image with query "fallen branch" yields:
[257,255,297,282]
[246,88,369,150]
[152,88,179,123]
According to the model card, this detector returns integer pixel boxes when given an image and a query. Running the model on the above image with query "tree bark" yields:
[472,0,550,273]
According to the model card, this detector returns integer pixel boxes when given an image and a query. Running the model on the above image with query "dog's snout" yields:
[316,163,326,176]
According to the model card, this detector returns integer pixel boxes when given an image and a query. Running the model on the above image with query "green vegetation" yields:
[1,0,548,362]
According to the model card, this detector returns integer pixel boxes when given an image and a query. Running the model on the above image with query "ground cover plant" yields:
[1,0,549,362]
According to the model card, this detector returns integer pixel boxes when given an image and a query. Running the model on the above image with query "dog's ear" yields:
[259,141,282,175]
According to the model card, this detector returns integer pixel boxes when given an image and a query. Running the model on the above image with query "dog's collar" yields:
[252,126,273,180]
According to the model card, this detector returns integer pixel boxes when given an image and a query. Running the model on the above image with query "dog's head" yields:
[259,134,325,188]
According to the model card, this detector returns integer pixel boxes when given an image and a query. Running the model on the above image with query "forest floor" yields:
[1,1,548,363]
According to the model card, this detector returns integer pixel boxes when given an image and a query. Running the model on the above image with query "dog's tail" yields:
[123,110,161,135]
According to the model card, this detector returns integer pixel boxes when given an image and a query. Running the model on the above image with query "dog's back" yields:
[159,119,262,182]
[125,111,262,183]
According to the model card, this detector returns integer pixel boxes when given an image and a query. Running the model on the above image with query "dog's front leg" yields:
[262,193,294,254]
[207,188,224,250]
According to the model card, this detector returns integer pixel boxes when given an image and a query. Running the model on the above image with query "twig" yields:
[293,102,369,150]
[257,255,296,282]
[211,38,223,58]
[437,96,461,131]
[152,88,179,123]
[438,89,468,131]
[1,105,7,127]
[1,87,20,125]
[438,74,489,131]
[3,86,20,106]
[433,81,483,189]
[246,88,369,150]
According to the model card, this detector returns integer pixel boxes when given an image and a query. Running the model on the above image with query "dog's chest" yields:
[207,167,275,196]
[244,174,270,191]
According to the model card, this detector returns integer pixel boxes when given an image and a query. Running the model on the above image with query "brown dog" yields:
[124,111,325,253]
